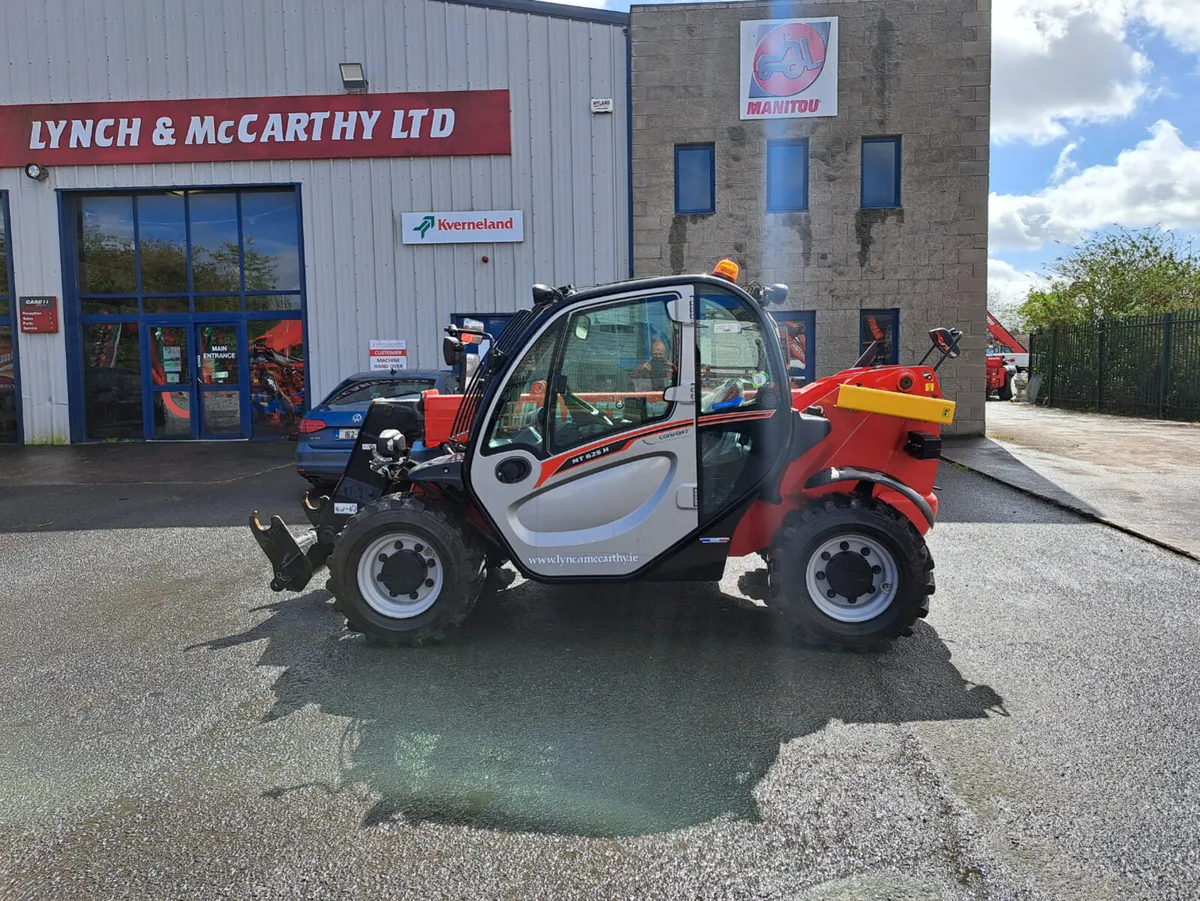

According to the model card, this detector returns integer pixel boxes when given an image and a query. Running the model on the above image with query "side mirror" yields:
[574,314,591,341]
[442,336,462,367]
[929,327,962,359]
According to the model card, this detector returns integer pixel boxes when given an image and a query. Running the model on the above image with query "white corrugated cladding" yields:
[0,0,629,443]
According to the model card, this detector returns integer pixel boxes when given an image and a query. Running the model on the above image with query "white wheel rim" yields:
[805,532,899,623]
[355,532,445,619]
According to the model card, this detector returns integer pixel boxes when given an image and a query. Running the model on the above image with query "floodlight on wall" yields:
[339,62,368,92]
[24,162,50,181]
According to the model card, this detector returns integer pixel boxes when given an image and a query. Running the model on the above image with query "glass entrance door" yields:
[195,322,247,438]
[148,323,196,438]
[145,321,247,439]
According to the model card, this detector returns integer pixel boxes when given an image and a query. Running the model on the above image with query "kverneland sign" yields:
[0,90,511,166]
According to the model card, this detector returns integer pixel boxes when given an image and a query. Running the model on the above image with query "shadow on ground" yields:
[932,462,1084,525]
[940,437,1100,518]
[193,575,1005,838]
[0,467,305,533]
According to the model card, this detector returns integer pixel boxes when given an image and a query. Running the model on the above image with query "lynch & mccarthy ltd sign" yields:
[0,91,511,166]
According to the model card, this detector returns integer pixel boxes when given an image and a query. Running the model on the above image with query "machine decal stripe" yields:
[699,409,777,427]
[534,418,689,488]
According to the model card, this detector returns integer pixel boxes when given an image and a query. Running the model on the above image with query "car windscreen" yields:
[326,379,436,406]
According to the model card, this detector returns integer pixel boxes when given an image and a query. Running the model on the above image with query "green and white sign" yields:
[401,210,524,244]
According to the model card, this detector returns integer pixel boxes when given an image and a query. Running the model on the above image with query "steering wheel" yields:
[561,385,614,428]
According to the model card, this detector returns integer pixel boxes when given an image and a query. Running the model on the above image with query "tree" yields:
[987,288,1027,334]
[1019,227,1200,332]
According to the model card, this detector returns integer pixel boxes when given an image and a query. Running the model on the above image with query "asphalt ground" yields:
[0,465,1197,900]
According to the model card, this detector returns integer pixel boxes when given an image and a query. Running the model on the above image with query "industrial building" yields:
[0,0,989,444]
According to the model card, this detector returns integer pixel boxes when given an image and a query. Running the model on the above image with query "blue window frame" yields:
[862,137,902,209]
[60,185,308,442]
[0,192,21,444]
[766,139,809,212]
[860,309,900,366]
[674,144,715,215]
[771,310,816,386]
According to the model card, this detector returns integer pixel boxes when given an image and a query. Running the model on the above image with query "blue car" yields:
[296,369,460,487]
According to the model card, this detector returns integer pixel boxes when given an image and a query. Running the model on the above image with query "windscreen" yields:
[327,379,435,406]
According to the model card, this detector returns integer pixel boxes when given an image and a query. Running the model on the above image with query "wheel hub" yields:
[378,547,429,597]
[824,550,875,601]
[805,533,899,624]
[355,533,444,619]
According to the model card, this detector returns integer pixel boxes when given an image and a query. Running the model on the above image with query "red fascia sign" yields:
[0,90,511,167]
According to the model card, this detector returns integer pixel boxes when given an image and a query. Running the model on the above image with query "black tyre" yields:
[767,495,934,651]
[327,494,486,646]
[998,374,1014,401]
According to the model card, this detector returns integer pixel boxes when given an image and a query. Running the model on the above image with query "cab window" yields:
[697,290,783,415]
[548,295,680,453]
[483,319,564,456]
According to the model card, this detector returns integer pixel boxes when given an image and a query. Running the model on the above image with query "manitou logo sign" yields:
[401,211,524,245]
[739,18,838,120]
[0,91,511,166]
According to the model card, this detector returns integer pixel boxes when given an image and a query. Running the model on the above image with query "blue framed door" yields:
[145,321,198,439]
[194,320,249,439]
[771,310,816,385]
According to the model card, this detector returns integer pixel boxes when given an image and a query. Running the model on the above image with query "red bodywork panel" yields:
[418,363,945,557]
[727,364,944,557]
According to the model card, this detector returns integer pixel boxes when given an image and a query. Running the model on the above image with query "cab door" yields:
[468,288,697,578]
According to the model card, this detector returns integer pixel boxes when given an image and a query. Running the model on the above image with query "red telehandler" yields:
[252,262,961,651]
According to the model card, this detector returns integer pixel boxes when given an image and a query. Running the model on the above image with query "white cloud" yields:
[1051,140,1082,182]
[1132,0,1200,52]
[989,120,1200,251]
[989,259,1049,310]
[993,1,1150,144]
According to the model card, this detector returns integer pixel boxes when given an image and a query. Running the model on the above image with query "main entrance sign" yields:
[0,91,511,166]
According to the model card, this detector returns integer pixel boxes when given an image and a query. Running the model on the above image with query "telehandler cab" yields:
[251,262,961,651]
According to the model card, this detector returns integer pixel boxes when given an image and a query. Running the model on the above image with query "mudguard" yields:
[805,466,936,529]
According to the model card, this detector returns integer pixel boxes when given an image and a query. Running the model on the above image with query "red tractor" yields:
[251,262,960,651]
[986,353,1016,401]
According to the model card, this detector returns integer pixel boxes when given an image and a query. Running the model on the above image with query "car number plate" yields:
[337,428,360,440]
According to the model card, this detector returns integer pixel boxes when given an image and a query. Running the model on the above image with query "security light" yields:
[24,162,49,181]
[339,62,367,91]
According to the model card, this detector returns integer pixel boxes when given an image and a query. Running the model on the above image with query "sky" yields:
[560,0,1200,320]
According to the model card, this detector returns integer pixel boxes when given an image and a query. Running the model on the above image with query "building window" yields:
[860,309,899,366]
[766,139,809,212]
[674,144,715,215]
[862,137,901,209]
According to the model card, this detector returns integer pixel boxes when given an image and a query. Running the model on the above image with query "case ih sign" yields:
[0,90,511,166]
[18,296,59,334]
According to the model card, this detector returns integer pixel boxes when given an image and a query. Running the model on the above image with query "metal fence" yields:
[1029,311,1200,421]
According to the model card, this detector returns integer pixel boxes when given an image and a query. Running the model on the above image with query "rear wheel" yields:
[328,494,485,646]
[998,374,1014,401]
[767,495,934,651]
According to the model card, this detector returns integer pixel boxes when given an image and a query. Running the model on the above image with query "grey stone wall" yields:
[629,0,991,434]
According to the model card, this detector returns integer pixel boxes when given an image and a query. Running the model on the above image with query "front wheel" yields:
[767,496,934,651]
[327,494,486,646]
[998,374,1014,401]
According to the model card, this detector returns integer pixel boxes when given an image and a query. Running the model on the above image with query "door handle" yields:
[495,458,531,484]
